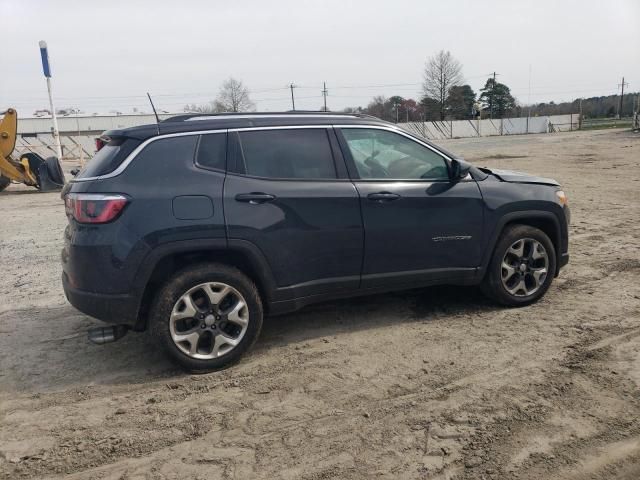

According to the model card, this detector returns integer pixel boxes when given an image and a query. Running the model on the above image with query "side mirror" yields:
[450,158,471,181]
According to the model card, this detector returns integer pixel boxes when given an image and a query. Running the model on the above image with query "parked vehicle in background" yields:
[61,112,570,371]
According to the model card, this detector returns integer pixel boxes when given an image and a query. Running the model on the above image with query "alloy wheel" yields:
[169,282,249,359]
[501,238,549,297]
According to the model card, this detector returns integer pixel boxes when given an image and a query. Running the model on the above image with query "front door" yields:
[224,127,363,299]
[337,126,484,289]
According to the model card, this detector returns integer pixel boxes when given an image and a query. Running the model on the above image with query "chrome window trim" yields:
[71,123,447,183]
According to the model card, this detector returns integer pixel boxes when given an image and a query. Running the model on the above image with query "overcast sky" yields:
[1,0,638,116]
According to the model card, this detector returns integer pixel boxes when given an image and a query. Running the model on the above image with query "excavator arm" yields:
[0,108,65,192]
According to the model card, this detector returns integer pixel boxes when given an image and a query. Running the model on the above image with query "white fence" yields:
[12,113,581,162]
[399,114,579,140]
[14,113,179,162]
[16,113,177,135]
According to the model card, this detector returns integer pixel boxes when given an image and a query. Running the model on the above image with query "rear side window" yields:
[196,133,227,171]
[126,136,197,176]
[77,137,140,178]
[238,129,336,179]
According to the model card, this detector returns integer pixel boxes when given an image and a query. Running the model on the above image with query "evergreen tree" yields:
[479,78,516,118]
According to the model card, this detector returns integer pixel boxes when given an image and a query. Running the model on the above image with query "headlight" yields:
[555,190,568,206]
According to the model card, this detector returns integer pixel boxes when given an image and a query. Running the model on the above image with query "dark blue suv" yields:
[62,112,570,371]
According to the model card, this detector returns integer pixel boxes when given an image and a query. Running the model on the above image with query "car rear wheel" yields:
[481,224,556,307]
[150,262,263,372]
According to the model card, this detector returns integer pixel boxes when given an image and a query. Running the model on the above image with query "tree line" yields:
[345,51,517,122]
[527,94,638,118]
[186,51,636,121]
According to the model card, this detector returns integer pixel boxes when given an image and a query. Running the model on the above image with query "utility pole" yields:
[321,82,328,111]
[489,71,499,119]
[617,77,628,119]
[393,102,400,123]
[289,83,297,111]
[579,98,583,130]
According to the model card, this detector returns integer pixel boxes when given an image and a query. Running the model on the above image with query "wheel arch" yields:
[481,210,562,278]
[133,239,276,330]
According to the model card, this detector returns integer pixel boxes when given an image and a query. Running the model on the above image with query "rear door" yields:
[223,127,363,300]
[336,126,484,289]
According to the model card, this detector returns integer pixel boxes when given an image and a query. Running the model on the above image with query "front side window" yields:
[238,129,336,179]
[341,128,449,180]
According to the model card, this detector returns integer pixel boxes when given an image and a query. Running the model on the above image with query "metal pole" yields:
[527,64,532,134]
[490,72,496,119]
[46,77,62,160]
[39,40,62,160]
[290,83,296,111]
[321,82,328,111]
[579,98,583,129]
[618,77,626,119]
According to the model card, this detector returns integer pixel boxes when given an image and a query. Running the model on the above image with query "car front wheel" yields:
[481,224,556,307]
[150,262,263,372]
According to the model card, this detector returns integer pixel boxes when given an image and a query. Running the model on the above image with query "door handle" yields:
[235,192,276,204]
[367,192,401,202]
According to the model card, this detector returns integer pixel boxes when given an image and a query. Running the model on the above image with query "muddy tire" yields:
[149,262,263,372]
[0,175,10,192]
[481,224,556,307]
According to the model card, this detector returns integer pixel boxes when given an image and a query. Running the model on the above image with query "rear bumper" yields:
[62,272,139,328]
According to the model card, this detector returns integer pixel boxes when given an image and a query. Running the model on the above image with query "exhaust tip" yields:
[88,325,129,345]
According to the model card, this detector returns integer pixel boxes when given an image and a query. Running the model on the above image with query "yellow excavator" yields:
[0,108,65,192]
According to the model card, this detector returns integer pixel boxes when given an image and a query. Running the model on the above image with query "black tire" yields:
[0,175,10,192]
[149,262,263,372]
[45,157,65,185]
[481,224,556,307]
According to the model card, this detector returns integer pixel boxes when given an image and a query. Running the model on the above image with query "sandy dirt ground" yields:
[1,129,639,479]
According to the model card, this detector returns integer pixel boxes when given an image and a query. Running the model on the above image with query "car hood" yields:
[482,168,560,186]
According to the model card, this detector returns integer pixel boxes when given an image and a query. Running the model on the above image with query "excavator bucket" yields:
[0,108,65,192]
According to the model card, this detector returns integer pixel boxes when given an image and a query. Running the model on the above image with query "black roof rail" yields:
[161,111,379,123]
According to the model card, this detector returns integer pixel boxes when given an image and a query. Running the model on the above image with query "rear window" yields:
[76,137,141,178]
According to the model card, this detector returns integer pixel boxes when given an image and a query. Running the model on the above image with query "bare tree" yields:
[422,50,463,121]
[214,77,255,112]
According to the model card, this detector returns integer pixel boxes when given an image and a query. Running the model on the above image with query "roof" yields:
[103,111,393,140]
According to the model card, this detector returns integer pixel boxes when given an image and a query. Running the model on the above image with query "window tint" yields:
[77,137,140,178]
[239,129,336,179]
[196,133,226,170]
[126,136,197,178]
[341,128,449,180]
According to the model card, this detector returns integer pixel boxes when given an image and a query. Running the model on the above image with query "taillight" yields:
[65,193,129,224]
[95,137,108,152]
